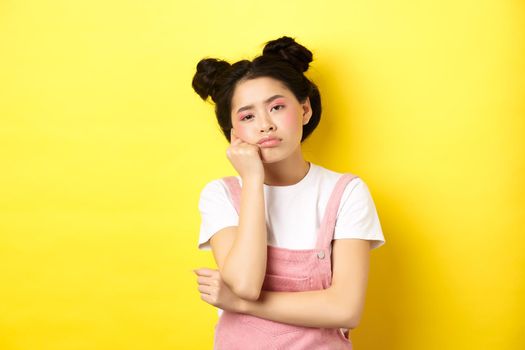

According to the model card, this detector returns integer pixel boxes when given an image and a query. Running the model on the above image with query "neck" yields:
[262,147,310,186]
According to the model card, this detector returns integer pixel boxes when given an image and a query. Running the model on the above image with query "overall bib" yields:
[214,173,358,350]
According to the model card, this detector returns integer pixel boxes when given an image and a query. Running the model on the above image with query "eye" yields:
[271,104,285,112]
[240,114,254,121]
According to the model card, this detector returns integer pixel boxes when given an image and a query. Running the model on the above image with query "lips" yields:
[257,136,279,145]
[257,136,281,147]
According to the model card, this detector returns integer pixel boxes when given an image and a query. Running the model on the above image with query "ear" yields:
[301,97,313,125]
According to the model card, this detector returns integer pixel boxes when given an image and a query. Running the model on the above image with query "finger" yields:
[200,293,215,305]
[193,268,214,277]
[198,284,213,295]
[197,276,218,286]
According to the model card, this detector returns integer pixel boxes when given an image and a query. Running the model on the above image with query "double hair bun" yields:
[192,36,313,102]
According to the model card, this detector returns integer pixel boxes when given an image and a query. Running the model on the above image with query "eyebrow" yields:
[236,95,285,114]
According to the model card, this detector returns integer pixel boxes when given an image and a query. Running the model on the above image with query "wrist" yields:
[241,176,264,187]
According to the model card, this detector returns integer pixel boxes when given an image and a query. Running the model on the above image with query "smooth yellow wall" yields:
[1,1,524,349]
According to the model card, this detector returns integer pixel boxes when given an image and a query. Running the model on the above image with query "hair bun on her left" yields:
[262,36,313,73]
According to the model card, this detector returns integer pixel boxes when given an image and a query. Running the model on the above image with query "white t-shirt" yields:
[198,162,385,251]
[197,162,386,327]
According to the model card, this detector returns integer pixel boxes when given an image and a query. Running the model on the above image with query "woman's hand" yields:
[193,268,246,313]
[227,129,265,182]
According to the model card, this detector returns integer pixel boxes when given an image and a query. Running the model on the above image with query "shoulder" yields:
[339,176,375,211]
[200,176,240,193]
[312,163,374,208]
[311,163,364,192]
[199,178,223,196]
[198,177,237,206]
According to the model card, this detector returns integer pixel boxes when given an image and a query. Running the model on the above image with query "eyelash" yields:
[241,105,285,121]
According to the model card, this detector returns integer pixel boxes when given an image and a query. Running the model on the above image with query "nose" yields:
[259,113,276,133]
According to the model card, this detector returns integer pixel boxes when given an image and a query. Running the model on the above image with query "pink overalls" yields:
[214,173,358,350]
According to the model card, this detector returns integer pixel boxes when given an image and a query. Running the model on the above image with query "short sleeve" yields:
[197,179,239,250]
[333,177,386,250]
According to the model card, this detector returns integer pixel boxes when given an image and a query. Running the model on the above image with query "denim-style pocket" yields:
[215,312,273,350]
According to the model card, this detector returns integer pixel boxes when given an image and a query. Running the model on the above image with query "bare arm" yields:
[237,239,371,329]
[210,177,267,301]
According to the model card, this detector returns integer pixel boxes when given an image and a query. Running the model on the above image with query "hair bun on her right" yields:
[262,36,313,73]
[192,58,231,102]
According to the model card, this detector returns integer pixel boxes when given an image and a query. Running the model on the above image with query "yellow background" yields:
[1,1,524,349]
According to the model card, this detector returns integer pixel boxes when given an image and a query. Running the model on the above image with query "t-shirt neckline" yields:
[239,162,316,191]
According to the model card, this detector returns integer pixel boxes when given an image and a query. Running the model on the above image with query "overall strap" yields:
[222,176,242,215]
[223,173,359,252]
[315,173,359,250]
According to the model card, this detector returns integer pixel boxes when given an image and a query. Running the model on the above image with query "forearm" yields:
[222,177,267,300]
[238,286,356,329]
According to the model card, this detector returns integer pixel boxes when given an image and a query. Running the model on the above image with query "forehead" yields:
[231,77,292,108]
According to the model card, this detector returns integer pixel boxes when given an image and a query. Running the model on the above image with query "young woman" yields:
[192,36,385,349]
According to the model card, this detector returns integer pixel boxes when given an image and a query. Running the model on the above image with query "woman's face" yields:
[230,76,312,163]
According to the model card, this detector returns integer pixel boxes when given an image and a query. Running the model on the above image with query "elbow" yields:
[346,319,360,330]
[221,267,263,301]
[343,313,361,330]
[337,302,362,330]
[232,283,261,301]
[223,274,261,301]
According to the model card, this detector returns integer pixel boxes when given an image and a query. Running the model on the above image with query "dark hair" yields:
[191,36,322,143]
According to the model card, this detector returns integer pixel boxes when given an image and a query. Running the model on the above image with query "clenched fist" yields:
[193,268,245,313]
[227,129,265,182]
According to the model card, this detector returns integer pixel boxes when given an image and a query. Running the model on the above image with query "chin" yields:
[261,156,278,164]
[260,150,290,164]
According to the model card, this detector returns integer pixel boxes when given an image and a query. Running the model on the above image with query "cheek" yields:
[233,124,251,139]
[281,110,301,131]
